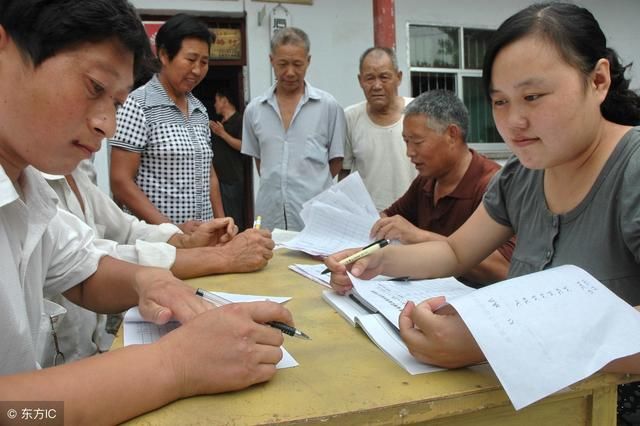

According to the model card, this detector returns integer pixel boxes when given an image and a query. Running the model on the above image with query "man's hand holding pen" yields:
[157,301,292,397]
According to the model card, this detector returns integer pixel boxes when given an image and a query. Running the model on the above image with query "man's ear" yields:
[446,124,461,144]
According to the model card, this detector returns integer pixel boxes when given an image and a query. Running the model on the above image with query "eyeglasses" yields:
[49,315,65,366]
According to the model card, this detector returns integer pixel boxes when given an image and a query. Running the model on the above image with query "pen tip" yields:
[299,332,311,340]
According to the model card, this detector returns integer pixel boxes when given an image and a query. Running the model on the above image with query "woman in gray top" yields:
[325,3,640,371]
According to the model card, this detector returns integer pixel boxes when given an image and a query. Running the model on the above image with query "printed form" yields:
[123,292,298,369]
[450,265,640,409]
[328,266,640,409]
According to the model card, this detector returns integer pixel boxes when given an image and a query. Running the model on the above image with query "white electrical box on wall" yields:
[269,4,290,39]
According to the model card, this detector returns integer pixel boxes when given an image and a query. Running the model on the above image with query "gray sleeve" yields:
[620,145,640,262]
[483,156,519,228]
[327,100,346,160]
[240,102,260,158]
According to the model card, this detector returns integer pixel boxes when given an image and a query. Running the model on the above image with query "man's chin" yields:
[34,160,80,176]
[367,98,390,109]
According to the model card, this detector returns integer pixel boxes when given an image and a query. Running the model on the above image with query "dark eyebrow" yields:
[490,77,547,95]
[514,77,546,88]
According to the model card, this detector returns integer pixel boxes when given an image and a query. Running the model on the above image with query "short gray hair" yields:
[270,27,310,55]
[359,47,399,72]
[404,90,469,141]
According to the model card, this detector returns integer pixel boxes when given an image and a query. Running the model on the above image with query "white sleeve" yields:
[76,169,182,244]
[43,210,107,296]
[92,238,176,269]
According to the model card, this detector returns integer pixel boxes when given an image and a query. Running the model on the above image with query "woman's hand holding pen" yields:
[324,247,386,295]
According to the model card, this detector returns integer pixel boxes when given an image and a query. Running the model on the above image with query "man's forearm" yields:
[63,256,142,313]
[0,343,178,425]
[222,133,242,151]
[171,246,234,278]
[329,158,343,177]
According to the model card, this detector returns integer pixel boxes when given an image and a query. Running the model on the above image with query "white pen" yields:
[321,239,389,274]
[253,215,262,230]
[195,288,311,340]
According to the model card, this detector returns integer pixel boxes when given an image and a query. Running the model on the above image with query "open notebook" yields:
[323,275,474,375]
[325,266,640,410]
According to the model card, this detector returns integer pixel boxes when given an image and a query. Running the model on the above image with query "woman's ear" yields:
[157,47,169,67]
[0,25,9,52]
[591,58,611,104]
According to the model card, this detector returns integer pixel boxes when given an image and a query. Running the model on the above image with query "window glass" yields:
[463,28,494,70]
[409,25,505,146]
[462,76,502,143]
[409,25,459,68]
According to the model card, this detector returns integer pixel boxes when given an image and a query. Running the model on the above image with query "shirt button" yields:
[552,217,558,228]
[546,250,552,260]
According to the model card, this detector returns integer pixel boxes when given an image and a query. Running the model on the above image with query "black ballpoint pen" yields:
[195,288,311,340]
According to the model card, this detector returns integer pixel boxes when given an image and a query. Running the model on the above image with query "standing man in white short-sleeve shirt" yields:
[242,27,346,232]
[340,47,416,211]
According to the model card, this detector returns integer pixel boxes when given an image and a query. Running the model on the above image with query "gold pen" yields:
[321,239,389,274]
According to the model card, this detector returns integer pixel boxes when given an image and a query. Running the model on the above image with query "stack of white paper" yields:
[271,228,299,250]
[282,173,380,256]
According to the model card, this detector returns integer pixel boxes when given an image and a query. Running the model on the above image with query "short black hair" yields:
[215,87,238,109]
[0,0,151,82]
[156,14,214,61]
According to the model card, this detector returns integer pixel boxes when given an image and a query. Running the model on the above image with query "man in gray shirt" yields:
[242,27,345,231]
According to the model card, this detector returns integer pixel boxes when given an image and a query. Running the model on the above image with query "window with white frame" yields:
[409,24,508,156]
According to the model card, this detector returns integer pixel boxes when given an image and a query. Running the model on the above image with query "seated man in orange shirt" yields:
[370,90,514,285]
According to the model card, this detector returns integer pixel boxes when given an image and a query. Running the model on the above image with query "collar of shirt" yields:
[258,79,322,105]
[0,165,59,214]
[0,164,19,207]
[145,74,204,117]
[41,171,88,222]
[40,172,64,182]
